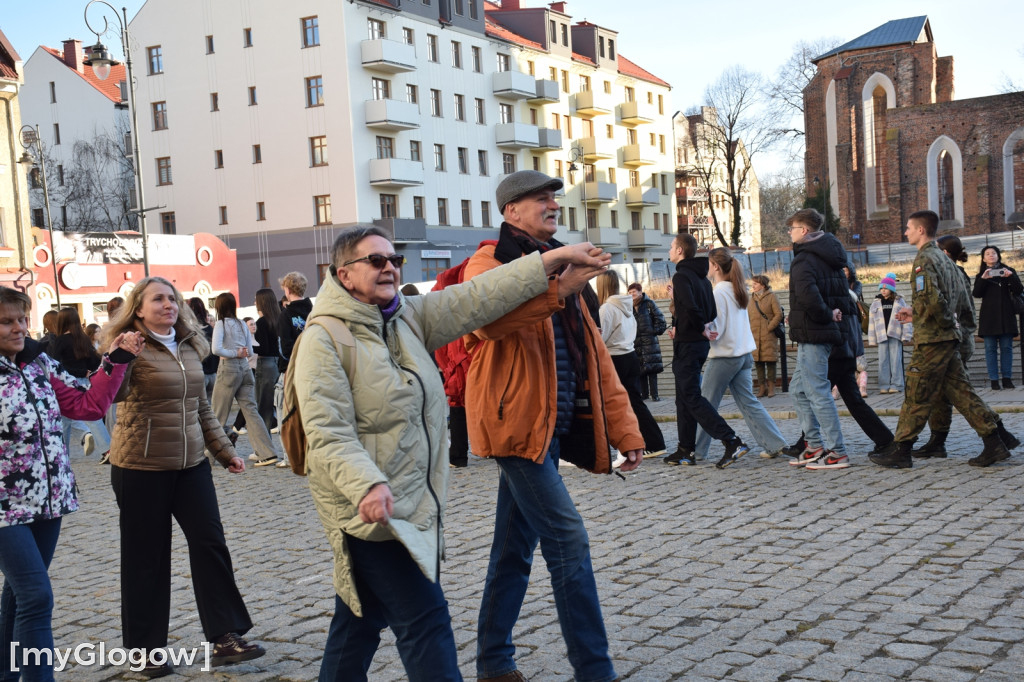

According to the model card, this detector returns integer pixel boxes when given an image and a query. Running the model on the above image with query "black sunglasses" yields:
[342,254,405,269]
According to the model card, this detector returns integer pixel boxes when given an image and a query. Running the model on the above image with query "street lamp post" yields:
[568,144,587,231]
[83,0,151,276]
[18,125,61,308]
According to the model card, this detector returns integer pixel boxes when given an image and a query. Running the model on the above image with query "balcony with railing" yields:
[583,181,617,203]
[618,100,657,126]
[586,226,622,247]
[626,228,665,248]
[495,122,540,148]
[529,79,560,102]
[368,158,424,187]
[578,136,615,161]
[571,90,613,117]
[364,99,421,131]
[492,70,537,99]
[625,186,661,207]
[360,39,417,73]
[622,143,658,167]
[536,128,562,150]
[678,186,709,202]
[373,217,427,243]
[680,214,716,228]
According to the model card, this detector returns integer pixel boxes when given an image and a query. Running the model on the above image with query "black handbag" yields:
[753,297,785,340]
[1013,291,1024,316]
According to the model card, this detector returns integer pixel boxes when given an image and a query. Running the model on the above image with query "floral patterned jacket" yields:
[1,338,127,528]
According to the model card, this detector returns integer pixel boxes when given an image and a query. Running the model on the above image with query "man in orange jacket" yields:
[464,170,644,682]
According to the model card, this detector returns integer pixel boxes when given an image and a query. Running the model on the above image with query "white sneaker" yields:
[276,459,290,468]
[254,456,278,467]
[247,453,259,461]
[235,427,247,435]
[612,453,627,469]
[83,433,95,457]
[270,426,280,434]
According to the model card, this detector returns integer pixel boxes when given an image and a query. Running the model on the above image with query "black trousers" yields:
[448,405,469,466]
[110,459,252,649]
[611,352,665,452]
[829,361,893,448]
[673,340,735,449]
[639,373,659,399]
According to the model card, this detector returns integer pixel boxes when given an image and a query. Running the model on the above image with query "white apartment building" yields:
[20,40,132,232]
[129,0,676,300]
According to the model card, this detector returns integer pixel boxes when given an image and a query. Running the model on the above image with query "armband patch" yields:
[916,275,925,291]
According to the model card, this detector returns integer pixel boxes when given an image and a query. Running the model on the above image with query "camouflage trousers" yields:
[895,340,998,443]
[926,340,974,433]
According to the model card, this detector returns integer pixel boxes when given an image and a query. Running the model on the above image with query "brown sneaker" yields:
[211,632,266,667]
[478,671,529,682]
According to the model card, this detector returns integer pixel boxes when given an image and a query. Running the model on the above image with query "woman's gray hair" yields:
[330,225,392,271]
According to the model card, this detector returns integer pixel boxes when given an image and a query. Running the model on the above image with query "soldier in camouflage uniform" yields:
[870,211,1017,469]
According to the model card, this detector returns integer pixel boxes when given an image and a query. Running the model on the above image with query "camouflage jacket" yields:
[910,240,970,345]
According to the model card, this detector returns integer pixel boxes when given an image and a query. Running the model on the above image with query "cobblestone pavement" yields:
[49,407,1024,681]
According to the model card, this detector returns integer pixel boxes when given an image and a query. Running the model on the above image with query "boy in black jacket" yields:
[666,233,749,468]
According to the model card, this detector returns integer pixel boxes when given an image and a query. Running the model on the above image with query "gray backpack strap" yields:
[307,317,355,378]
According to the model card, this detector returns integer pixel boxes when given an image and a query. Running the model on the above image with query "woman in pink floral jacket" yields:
[0,287,142,682]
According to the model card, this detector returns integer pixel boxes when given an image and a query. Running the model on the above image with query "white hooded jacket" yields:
[599,294,637,356]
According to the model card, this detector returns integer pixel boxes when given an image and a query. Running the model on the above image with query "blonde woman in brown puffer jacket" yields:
[104,276,266,677]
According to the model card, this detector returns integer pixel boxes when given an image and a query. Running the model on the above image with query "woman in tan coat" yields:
[747,274,783,397]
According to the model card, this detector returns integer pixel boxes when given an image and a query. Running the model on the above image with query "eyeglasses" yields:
[342,253,405,269]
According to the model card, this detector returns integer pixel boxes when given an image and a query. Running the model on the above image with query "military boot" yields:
[869,440,913,469]
[996,419,1021,450]
[911,431,948,458]
[969,433,1011,467]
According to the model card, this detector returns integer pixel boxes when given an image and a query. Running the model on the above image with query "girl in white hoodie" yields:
[596,272,665,458]
[694,249,790,467]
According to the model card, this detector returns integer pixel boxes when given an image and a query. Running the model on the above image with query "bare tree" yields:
[758,168,805,249]
[998,45,1024,93]
[684,66,785,247]
[767,38,842,164]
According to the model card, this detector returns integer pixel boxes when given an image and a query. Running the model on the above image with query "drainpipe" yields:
[2,88,33,282]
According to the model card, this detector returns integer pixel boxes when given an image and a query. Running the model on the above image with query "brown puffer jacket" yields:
[748,290,783,362]
[110,323,235,471]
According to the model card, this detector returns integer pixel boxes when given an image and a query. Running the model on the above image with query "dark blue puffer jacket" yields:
[789,231,855,353]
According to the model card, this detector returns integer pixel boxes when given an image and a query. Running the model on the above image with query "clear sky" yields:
[3,0,1022,176]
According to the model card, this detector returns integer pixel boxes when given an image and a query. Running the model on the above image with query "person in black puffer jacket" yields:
[972,245,1024,390]
[628,282,666,400]
[786,209,855,469]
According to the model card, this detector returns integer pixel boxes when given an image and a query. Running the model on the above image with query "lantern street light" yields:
[18,125,61,308]
[83,0,151,276]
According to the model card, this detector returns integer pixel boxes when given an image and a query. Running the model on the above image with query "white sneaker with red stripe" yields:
[805,451,850,470]
[788,446,825,466]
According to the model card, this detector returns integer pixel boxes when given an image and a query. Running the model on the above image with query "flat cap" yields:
[496,170,563,214]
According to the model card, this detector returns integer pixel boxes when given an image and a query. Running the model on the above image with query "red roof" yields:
[0,28,20,80]
[617,54,670,88]
[42,45,125,104]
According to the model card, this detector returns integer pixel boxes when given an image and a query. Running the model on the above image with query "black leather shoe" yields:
[1002,378,1015,389]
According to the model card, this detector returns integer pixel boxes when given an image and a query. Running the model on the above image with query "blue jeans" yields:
[0,518,62,682]
[477,439,616,682]
[695,354,788,458]
[876,338,904,390]
[60,418,110,455]
[791,343,846,455]
[319,537,461,682]
[983,334,1014,380]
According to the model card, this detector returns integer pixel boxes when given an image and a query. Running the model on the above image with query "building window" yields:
[253,144,262,163]
[608,167,616,184]
[243,28,253,47]
[380,193,397,218]
[160,211,176,234]
[624,86,635,103]
[430,89,442,117]
[653,213,660,231]
[560,23,568,46]
[604,80,612,94]
[372,77,390,100]
[481,201,491,226]
[561,70,569,93]
[457,147,469,174]
[454,94,466,121]
[210,92,219,111]
[434,144,446,171]
[599,36,605,58]
[661,174,668,195]
[248,86,257,105]
[478,150,488,175]
[563,114,572,138]
[53,124,61,145]
[422,258,449,281]
[496,53,510,72]
[499,103,513,124]
[549,20,557,43]
[302,17,319,47]
[610,211,618,229]
[657,94,664,115]
[376,136,394,159]
[60,206,67,228]
[549,66,558,82]
[454,0,464,15]
[630,211,641,230]
[554,159,563,178]
[527,60,535,75]
[152,101,168,130]
[437,198,449,225]
[147,46,163,74]
[205,35,215,54]
[306,76,324,107]
[461,200,472,226]
[214,149,224,168]
[314,195,332,225]
[532,157,540,171]
[626,128,637,145]
[219,206,228,225]
[426,34,439,62]
[469,0,479,19]
[58,165,65,186]
[568,207,577,231]
[32,208,44,226]
[580,74,590,92]
[406,84,418,103]
[472,46,482,73]
[256,202,266,221]
[410,140,421,161]
[156,157,172,185]
[49,81,56,103]
[413,196,424,219]
[659,135,666,154]
[502,153,516,174]
[608,40,615,59]
[475,98,485,124]
[368,18,386,40]
[310,136,328,166]
[629,170,639,187]
[451,41,462,69]
[402,27,414,45]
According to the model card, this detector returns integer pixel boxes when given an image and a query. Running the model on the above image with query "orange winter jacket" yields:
[463,244,643,474]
